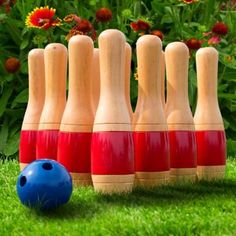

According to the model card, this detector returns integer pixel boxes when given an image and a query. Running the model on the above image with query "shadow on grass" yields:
[94,179,236,204]
[32,179,236,220]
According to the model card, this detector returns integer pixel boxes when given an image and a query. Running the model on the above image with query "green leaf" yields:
[0,86,13,117]
[218,93,236,99]
[11,88,28,108]
[223,118,230,129]
[227,139,236,157]
[0,13,7,21]
[0,119,8,153]
[218,84,228,92]
[20,39,29,50]
[3,132,20,157]
[20,61,28,74]
[219,52,236,70]
[161,14,173,24]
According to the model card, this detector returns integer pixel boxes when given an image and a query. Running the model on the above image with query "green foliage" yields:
[1,159,236,235]
[0,0,236,158]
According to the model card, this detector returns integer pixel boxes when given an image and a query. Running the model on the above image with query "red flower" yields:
[212,22,228,36]
[185,38,202,50]
[25,6,61,29]
[5,57,21,73]
[0,0,16,13]
[76,19,93,33]
[130,19,150,32]
[208,35,221,45]
[96,8,112,22]
[137,20,150,31]
[151,30,164,41]
[66,19,96,42]
[130,22,139,31]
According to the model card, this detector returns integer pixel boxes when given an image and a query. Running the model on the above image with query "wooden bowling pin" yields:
[91,48,100,116]
[125,43,133,120]
[19,49,45,170]
[165,42,197,182]
[57,35,94,186]
[133,35,170,187]
[91,29,134,194]
[194,47,226,180]
[36,43,67,160]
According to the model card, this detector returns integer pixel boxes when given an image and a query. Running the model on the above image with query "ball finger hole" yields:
[42,162,53,170]
[20,176,27,187]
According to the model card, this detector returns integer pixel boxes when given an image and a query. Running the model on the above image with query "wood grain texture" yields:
[197,165,225,180]
[135,171,169,187]
[165,42,194,131]
[125,43,133,120]
[22,49,45,130]
[91,48,100,117]
[133,35,167,131]
[93,29,131,132]
[60,35,94,132]
[194,47,224,131]
[161,51,165,110]
[39,43,67,130]
[92,174,135,193]
[170,168,197,182]
[70,173,92,186]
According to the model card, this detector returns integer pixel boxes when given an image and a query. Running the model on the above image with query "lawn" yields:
[1,159,236,235]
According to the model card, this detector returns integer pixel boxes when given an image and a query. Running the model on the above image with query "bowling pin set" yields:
[19,29,226,194]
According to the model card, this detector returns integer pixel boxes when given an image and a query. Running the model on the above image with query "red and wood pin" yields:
[57,35,94,186]
[36,43,67,160]
[165,42,197,182]
[194,47,226,180]
[91,29,134,194]
[133,35,170,187]
[19,49,45,170]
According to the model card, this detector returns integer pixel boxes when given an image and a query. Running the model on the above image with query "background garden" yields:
[1,1,236,235]
[0,0,236,159]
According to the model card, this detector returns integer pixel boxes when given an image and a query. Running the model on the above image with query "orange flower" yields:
[66,29,84,41]
[212,22,228,36]
[25,6,61,29]
[96,8,112,22]
[182,0,198,3]
[5,57,21,73]
[185,38,202,50]
[64,14,81,23]
[225,55,233,62]
[151,30,164,41]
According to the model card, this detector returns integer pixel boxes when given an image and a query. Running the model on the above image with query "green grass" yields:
[1,160,236,236]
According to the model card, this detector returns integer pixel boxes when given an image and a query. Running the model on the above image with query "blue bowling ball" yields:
[16,159,73,210]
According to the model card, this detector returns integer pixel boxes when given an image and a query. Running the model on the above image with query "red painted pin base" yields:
[36,130,59,160]
[169,130,197,181]
[196,130,226,180]
[133,131,170,186]
[19,130,38,170]
[91,131,134,193]
[57,131,92,186]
